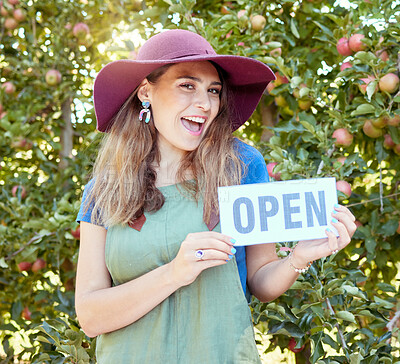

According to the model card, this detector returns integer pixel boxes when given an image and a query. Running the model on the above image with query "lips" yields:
[181,116,206,136]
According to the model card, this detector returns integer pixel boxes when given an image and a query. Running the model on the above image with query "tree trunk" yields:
[260,99,278,142]
[59,97,73,170]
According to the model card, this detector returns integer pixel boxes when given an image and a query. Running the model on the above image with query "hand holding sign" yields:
[218,177,340,246]
[289,204,357,268]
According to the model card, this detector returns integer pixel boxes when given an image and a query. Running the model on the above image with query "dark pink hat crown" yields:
[94,29,275,132]
[137,30,217,61]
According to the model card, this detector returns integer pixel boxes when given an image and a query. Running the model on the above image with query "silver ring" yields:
[195,249,205,260]
[331,249,339,254]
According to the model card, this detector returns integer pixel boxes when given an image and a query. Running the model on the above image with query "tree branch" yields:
[5,232,55,260]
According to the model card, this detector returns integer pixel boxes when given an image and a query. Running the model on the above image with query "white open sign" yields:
[218,177,339,246]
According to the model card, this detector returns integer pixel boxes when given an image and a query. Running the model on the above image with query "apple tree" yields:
[1,0,400,363]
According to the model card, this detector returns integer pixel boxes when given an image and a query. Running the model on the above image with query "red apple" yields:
[363,120,383,138]
[21,306,31,321]
[11,137,32,150]
[288,338,304,353]
[349,34,367,52]
[251,15,266,31]
[298,98,313,110]
[387,115,400,126]
[18,261,32,271]
[45,69,62,86]
[220,2,231,14]
[378,73,399,93]
[13,8,25,21]
[2,81,16,94]
[332,128,353,147]
[237,9,246,18]
[358,75,376,95]
[274,72,289,86]
[336,156,347,166]
[269,47,282,57]
[8,0,19,4]
[266,162,281,180]
[4,17,17,29]
[355,220,363,228]
[397,222,400,234]
[336,37,353,56]
[71,226,81,239]
[73,22,90,39]
[376,50,389,62]
[293,83,307,99]
[266,82,275,94]
[383,134,395,149]
[31,258,46,272]
[371,116,387,129]
[12,185,26,199]
[0,3,8,16]
[336,180,352,198]
[394,144,400,156]
[340,62,352,71]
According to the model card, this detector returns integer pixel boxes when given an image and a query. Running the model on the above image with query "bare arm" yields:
[247,205,357,302]
[75,222,235,337]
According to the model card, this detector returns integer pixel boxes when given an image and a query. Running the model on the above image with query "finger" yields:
[331,211,357,238]
[194,248,232,262]
[330,218,351,248]
[185,232,236,246]
[334,204,356,222]
[325,228,339,254]
[190,237,237,256]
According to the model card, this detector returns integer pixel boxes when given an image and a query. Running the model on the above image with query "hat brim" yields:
[94,55,275,132]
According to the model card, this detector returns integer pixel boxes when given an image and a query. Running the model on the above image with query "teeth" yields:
[183,116,206,123]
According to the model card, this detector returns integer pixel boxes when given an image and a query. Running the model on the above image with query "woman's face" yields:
[142,61,222,159]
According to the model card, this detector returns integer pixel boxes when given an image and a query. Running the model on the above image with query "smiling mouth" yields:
[181,116,206,135]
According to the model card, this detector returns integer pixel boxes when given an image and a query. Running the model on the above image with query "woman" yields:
[75,29,356,363]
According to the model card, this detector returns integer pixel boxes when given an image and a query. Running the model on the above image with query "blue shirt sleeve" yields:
[76,179,104,226]
[233,139,270,300]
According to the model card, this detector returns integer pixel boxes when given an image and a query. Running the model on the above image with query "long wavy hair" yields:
[86,62,243,227]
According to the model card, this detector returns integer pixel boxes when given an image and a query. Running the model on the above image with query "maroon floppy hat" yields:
[94,29,275,132]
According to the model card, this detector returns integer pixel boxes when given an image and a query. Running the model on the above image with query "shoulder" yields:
[233,138,270,184]
[234,138,264,162]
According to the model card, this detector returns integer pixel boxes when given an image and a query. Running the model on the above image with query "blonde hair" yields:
[86,63,243,227]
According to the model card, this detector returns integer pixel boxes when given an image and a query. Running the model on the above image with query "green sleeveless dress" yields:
[96,183,261,364]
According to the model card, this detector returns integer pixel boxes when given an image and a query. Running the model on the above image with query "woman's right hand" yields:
[169,231,236,287]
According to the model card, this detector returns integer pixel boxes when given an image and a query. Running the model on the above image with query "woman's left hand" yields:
[290,204,357,267]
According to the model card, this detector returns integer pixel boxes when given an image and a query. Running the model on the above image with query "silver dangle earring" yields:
[139,101,151,124]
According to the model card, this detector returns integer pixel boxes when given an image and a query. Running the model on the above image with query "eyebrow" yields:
[177,75,222,86]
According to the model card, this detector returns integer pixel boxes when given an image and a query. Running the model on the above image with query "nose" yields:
[194,89,211,111]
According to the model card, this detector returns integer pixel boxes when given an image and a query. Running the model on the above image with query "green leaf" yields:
[312,21,333,37]
[350,103,376,116]
[290,19,300,39]
[394,95,400,103]
[0,257,9,268]
[365,237,376,253]
[310,332,324,362]
[350,352,363,364]
[335,311,356,323]
[299,120,315,134]
[378,219,399,237]
[268,321,304,338]
[366,80,378,100]
[354,51,376,63]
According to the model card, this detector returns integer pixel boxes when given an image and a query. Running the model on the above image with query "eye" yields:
[180,83,194,90]
[209,88,221,95]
